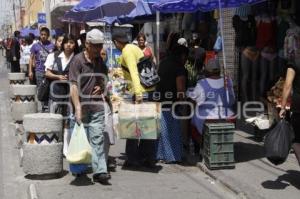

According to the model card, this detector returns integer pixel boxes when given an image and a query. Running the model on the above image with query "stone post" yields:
[22,113,63,176]
[10,85,37,122]
[8,73,26,85]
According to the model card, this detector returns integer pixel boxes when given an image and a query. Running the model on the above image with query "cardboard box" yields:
[118,102,161,139]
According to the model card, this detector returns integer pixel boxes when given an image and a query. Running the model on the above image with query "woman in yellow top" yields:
[112,32,156,168]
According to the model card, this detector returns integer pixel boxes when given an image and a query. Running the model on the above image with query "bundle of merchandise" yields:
[267,77,291,109]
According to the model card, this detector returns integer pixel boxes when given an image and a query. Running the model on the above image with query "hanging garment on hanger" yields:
[232,15,256,48]
[256,18,276,49]
[284,27,300,61]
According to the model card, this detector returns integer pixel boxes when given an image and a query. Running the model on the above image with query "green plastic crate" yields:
[203,122,235,170]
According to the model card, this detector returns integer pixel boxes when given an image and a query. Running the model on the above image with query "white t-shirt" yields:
[20,44,33,65]
[187,77,235,118]
[44,52,74,71]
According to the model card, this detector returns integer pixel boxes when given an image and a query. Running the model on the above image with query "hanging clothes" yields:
[235,5,252,19]
[232,15,256,48]
[277,18,290,50]
[284,27,300,61]
[256,17,276,49]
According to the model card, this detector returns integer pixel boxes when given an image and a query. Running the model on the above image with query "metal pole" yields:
[218,0,230,113]
[45,0,51,29]
[156,11,160,66]
[68,21,71,34]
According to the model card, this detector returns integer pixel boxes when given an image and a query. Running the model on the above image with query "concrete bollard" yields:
[10,85,37,122]
[22,113,63,175]
[8,73,26,85]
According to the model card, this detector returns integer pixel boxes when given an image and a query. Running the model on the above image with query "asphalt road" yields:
[0,53,237,199]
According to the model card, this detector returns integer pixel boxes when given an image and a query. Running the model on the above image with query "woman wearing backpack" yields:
[45,34,79,114]
[44,35,79,156]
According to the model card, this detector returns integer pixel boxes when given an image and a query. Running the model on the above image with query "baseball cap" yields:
[86,29,105,44]
[80,29,86,35]
[178,38,188,47]
[112,32,129,43]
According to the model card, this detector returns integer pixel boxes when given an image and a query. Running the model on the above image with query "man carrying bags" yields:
[112,32,156,168]
[69,29,110,184]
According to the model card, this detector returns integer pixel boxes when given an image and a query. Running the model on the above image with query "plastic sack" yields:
[66,123,92,164]
[69,164,89,174]
[264,119,294,165]
[213,35,222,52]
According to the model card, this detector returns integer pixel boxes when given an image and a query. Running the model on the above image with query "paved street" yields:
[0,54,236,199]
[0,52,299,199]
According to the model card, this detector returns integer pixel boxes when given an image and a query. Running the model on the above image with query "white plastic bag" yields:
[66,123,92,164]
[63,128,72,157]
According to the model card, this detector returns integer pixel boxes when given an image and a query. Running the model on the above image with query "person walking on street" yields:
[280,61,300,164]
[45,34,79,157]
[29,27,55,86]
[69,29,110,184]
[45,34,79,115]
[20,36,34,76]
[155,45,189,163]
[10,31,21,72]
[29,27,55,111]
[112,32,156,168]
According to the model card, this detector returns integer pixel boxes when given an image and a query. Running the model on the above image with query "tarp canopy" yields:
[20,28,56,37]
[63,0,156,24]
[153,0,266,13]
[20,28,36,37]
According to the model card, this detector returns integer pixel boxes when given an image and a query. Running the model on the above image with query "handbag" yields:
[37,77,50,101]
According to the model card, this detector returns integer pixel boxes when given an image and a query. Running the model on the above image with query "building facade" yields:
[24,0,44,27]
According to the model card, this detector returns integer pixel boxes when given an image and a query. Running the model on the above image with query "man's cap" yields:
[178,38,188,47]
[86,29,104,44]
[80,29,86,35]
[112,32,129,43]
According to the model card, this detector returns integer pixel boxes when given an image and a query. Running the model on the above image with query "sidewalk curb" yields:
[196,162,248,199]
[28,184,39,199]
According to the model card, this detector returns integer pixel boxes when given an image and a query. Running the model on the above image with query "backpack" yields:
[122,57,160,88]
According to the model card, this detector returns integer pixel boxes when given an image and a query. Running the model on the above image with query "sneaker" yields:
[108,159,117,172]
[92,173,111,184]
[141,160,156,169]
[122,160,141,169]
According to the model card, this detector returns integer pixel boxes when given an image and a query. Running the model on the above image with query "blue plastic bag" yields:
[69,164,89,174]
[213,36,222,52]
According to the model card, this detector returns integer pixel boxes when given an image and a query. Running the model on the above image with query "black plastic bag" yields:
[264,119,294,165]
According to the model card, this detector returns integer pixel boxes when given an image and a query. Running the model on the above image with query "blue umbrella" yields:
[20,28,36,37]
[153,0,266,12]
[33,29,56,37]
[63,0,155,24]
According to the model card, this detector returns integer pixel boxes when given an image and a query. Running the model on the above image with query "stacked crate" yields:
[203,122,235,170]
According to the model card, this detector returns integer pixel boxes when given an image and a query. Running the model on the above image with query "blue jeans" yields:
[70,111,108,174]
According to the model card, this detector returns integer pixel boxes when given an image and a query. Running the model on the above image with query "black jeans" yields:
[10,61,20,73]
[126,91,157,163]
[259,56,276,97]
[241,53,258,102]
